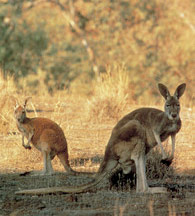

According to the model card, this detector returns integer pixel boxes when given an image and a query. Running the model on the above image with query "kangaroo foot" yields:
[147,187,168,194]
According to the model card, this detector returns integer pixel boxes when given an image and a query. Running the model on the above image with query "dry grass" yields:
[0,69,194,177]
[86,65,133,122]
[0,75,194,215]
[146,147,174,180]
[0,73,18,135]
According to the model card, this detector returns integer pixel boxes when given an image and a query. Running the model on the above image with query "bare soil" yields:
[0,100,194,216]
[0,165,195,216]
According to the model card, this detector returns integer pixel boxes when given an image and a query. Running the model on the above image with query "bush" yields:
[86,65,132,121]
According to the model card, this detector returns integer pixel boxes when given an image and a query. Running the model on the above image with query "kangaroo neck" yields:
[154,112,181,136]
[17,117,31,126]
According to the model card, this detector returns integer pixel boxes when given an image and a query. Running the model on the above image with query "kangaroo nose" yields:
[172,114,177,118]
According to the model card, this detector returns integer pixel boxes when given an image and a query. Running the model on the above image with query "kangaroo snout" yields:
[16,113,23,121]
[14,98,75,176]
[171,113,177,119]
[16,113,25,123]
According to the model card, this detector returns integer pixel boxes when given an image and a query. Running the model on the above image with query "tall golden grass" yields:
[0,65,194,175]
[86,65,132,121]
[0,73,18,134]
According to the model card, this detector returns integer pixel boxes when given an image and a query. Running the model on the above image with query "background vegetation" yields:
[0,2,194,215]
[0,0,194,100]
[0,0,194,175]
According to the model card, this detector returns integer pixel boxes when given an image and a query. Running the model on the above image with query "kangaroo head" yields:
[14,97,31,123]
[158,83,186,121]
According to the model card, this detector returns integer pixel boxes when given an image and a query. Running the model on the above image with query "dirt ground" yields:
[0,99,194,216]
[0,165,195,216]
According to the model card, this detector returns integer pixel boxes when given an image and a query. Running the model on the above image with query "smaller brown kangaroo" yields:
[15,83,186,195]
[14,98,75,175]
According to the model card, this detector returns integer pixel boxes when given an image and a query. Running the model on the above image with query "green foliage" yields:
[0,4,48,79]
[43,42,91,92]
[0,0,194,102]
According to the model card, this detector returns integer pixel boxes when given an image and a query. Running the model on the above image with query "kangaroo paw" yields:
[23,145,31,150]
[20,171,32,176]
[161,157,173,166]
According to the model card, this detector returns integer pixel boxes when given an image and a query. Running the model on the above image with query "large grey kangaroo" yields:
[16,83,186,195]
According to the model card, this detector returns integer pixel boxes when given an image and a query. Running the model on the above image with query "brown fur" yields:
[14,102,74,175]
[15,83,186,195]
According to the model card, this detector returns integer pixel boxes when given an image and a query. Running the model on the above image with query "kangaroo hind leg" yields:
[42,150,54,175]
[132,149,148,193]
[132,139,167,193]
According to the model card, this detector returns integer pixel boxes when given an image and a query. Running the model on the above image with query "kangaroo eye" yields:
[177,104,180,107]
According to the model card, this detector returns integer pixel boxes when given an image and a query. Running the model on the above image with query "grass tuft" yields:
[146,148,174,180]
[0,74,18,134]
[86,65,132,121]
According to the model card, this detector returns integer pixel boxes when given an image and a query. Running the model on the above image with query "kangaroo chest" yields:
[17,123,27,135]
[145,119,181,152]
[159,121,181,142]
[17,122,33,139]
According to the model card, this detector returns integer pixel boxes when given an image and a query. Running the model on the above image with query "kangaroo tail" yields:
[15,159,119,195]
[15,171,108,195]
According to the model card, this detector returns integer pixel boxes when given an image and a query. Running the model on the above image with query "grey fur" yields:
[16,83,186,195]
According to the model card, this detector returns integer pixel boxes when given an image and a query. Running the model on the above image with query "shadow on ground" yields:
[0,171,194,216]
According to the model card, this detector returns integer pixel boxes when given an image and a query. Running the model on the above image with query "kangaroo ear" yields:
[24,97,32,108]
[174,83,186,99]
[14,99,19,110]
[158,83,171,99]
